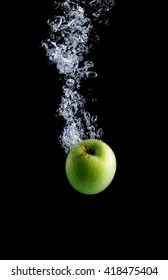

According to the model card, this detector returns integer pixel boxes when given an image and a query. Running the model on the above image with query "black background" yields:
[1,0,167,259]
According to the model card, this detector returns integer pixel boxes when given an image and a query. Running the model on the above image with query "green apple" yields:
[65,139,117,195]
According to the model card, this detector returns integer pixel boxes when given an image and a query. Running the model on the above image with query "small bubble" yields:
[66,79,75,87]
[89,125,96,131]
[84,61,94,70]
[97,128,104,138]
[92,98,97,103]
[84,111,91,119]
[50,33,55,39]
[47,19,52,26]
[92,12,100,18]
[86,71,97,79]
[91,115,97,123]
[52,16,63,31]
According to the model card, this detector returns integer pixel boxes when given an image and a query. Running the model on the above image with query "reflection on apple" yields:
[65,139,117,195]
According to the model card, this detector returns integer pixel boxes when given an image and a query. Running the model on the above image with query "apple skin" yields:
[65,139,117,195]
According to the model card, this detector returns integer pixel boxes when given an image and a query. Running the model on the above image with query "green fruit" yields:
[65,139,117,195]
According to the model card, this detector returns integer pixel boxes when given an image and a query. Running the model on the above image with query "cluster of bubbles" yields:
[42,0,114,153]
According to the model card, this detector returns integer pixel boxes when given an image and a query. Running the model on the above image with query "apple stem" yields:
[83,144,95,156]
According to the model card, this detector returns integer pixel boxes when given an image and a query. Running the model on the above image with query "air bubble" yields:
[42,0,114,153]
[92,98,97,103]
[86,71,97,78]
[91,115,97,123]
[97,128,104,138]
[66,79,75,87]
[54,16,63,29]
[50,33,55,40]
[84,61,94,70]
[84,111,91,120]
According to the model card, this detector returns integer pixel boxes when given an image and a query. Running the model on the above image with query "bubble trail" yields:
[42,0,114,154]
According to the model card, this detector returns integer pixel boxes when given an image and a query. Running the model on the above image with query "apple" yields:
[65,139,117,195]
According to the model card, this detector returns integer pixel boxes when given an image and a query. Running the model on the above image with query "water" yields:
[42,0,114,153]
